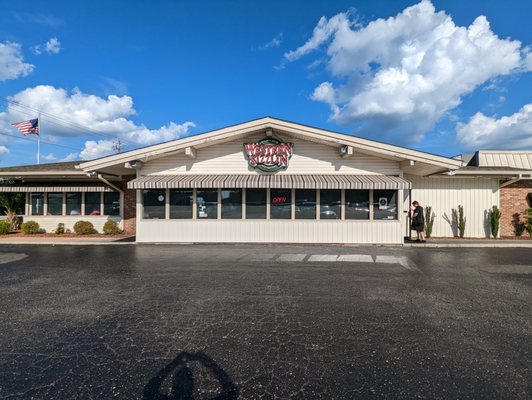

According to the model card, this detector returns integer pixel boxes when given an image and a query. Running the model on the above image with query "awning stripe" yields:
[0,185,114,192]
[128,175,411,190]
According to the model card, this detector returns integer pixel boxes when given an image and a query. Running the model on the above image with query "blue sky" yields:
[0,0,530,166]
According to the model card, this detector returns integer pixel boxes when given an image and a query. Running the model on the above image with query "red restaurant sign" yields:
[244,138,294,172]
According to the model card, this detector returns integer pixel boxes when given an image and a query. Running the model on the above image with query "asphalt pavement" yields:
[0,244,530,399]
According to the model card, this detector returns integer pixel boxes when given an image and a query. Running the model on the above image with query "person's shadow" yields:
[142,352,239,400]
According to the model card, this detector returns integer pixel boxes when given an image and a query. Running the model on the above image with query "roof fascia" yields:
[79,117,463,171]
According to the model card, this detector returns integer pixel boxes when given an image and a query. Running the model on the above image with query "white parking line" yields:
[277,254,307,262]
[375,255,413,270]
[308,255,338,262]
[337,254,374,263]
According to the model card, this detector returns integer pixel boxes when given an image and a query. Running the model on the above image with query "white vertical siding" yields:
[406,175,499,238]
[136,220,402,244]
[140,133,400,176]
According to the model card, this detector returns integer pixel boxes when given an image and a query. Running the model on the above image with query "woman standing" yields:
[411,201,426,243]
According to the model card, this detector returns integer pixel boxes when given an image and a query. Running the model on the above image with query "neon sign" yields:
[244,138,294,172]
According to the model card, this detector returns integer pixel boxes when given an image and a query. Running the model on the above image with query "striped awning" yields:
[128,175,411,190]
[0,185,115,193]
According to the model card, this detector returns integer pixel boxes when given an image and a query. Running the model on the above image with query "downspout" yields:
[500,175,522,188]
[97,174,125,223]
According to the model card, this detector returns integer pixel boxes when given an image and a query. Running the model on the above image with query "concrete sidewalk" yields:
[0,236,135,245]
[404,239,532,248]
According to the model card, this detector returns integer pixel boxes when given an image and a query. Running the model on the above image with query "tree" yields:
[0,193,25,230]
[489,206,501,238]
[525,208,532,237]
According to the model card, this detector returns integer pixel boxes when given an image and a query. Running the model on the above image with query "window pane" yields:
[85,193,101,215]
[0,193,25,215]
[170,189,193,219]
[246,189,266,219]
[345,190,369,220]
[270,189,292,219]
[196,189,218,219]
[222,189,242,219]
[320,189,341,220]
[374,190,398,220]
[143,189,166,219]
[31,193,44,216]
[47,193,62,216]
[104,192,120,216]
[295,189,316,219]
[66,193,82,215]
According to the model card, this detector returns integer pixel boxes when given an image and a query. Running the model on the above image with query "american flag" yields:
[11,118,39,135]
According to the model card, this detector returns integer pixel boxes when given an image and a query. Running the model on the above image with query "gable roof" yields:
[0,161,84,176]
[78,117,463,175]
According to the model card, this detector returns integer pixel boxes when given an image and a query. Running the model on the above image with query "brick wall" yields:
[121,175,137,234]
[500,180,532,236]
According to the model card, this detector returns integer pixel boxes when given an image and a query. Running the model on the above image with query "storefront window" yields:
[85,193,101,215]
[270,189,292,219]
[143,189,166,219]
[221,189,242,219]
[320,189,341,219]
[373,190,397,220]
[47,193,62,216]
[196,189,218,219]
[0,193,25,215]
[295,189,316,219]
[66,193,82,215]
[30,193,44,216]
[170,189,193,219]
[345,190,369,220]
[104,192,120,216]
[246,189,266,219]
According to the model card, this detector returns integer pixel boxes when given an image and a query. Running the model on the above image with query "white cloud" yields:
[3,85,196,160]
[0,146,9,155]
[284,0,528,144]
[259,33,283,50]
[61,152,79,162]
[456,104,532,149]
[42,153,57,161]
[45,37,61,54]
[0,41,34,81]
[79,140,115,160]
[32,45,42,55]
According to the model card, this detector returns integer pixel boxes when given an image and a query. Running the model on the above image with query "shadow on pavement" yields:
[143,352,239,400]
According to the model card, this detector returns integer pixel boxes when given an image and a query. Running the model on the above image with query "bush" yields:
[512,213,525,236]
[489,206,501,238]
[21,220,40,234]
[452,205,466,238]
[525,208,532,237]
[73,220,96,235]
[0,220,10,234]
[424,206,435,238]
[55,223,65,235]
[103,220,122,235]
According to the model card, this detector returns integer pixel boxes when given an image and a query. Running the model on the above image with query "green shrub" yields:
[525,208,532,237]
[424,206,435,238]
[452,205,466,238]
[0,220,10,234]
[21,220,40,234]
[512,213,525,236]
[103,220,122,235]
[73,220,96,235]
[489,206,501,238]
[55,223,65,235]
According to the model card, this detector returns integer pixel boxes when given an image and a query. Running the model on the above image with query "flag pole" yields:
[37,113,41,164]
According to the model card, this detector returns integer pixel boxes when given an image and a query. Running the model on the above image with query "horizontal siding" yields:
[17,216,122,233]
[136,220,402,244]
[141,133,400,176]
[407,175,499,238]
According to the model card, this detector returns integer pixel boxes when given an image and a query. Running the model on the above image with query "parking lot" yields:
[0,244,530,399]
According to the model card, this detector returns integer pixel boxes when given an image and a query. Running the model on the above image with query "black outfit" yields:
[412,206,425,233]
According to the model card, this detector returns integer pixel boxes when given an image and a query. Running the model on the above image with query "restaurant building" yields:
[1,117,531,243]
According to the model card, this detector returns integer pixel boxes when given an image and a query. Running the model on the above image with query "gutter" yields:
[97,174,123,194]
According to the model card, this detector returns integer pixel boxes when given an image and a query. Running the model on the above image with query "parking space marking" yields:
[308,255,338,262]
[277,254,307,262]
[246,254,277,262]
[375,255,414,271]
[337,254,374,263]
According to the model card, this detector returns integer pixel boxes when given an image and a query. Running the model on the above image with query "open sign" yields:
[272,196,287,204]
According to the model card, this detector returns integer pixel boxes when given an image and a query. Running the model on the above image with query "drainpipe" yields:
[97,174,124,223]
[500,175,522,188]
